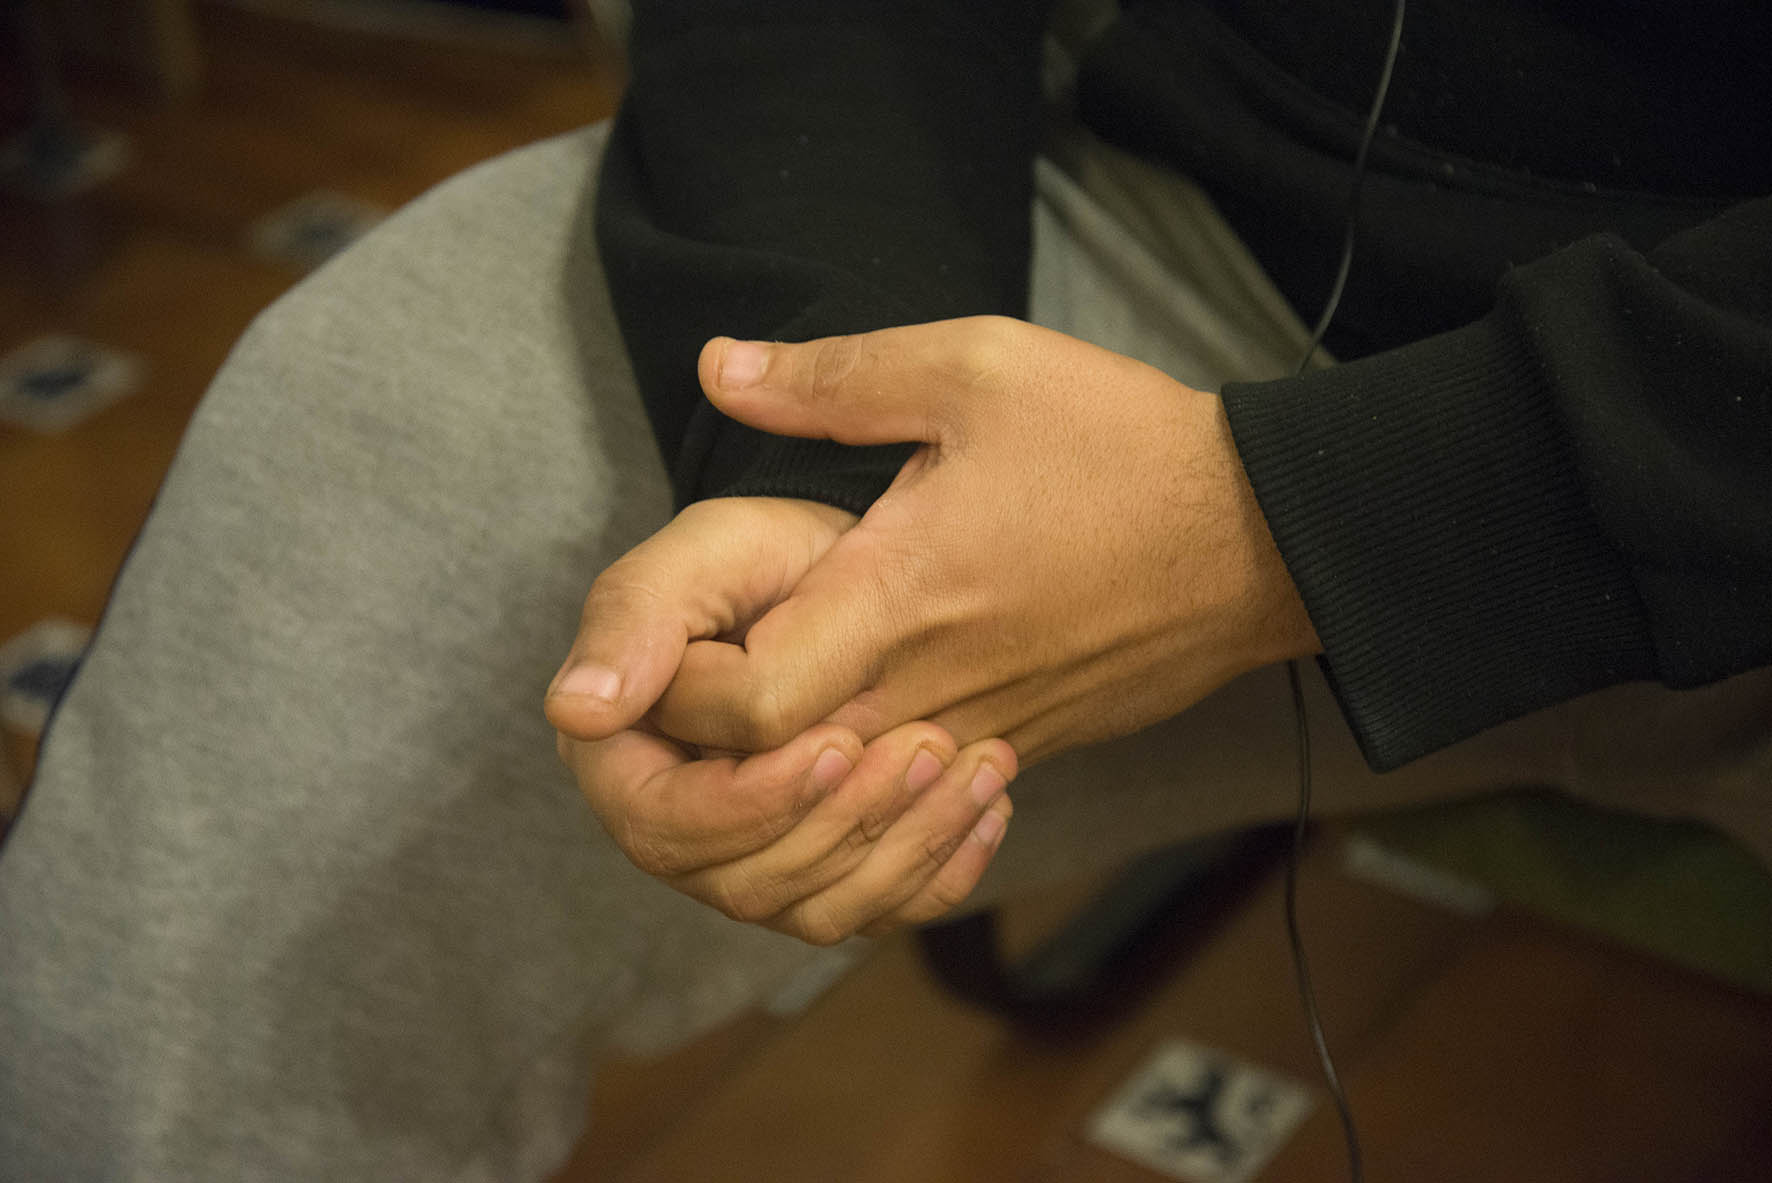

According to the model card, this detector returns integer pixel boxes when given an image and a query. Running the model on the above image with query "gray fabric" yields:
[0,124,828,1182]
[2,121,1767,1180]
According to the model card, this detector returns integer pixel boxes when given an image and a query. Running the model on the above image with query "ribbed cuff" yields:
[695,419,913,517]
[1222,311,1656,770]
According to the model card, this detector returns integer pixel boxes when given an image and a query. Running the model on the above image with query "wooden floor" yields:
[570,844,1772,1182]
[3,7,1770,1181]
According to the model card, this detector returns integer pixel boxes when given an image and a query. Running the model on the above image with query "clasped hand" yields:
[545,317,1317,943]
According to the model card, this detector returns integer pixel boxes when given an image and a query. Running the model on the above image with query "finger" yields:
[545,498,853,741]
[557,722,863,876]
[669,722,957,924]
[859,793,1012,937]
[699,319,1021,447]
[648,534,897,751]
[764,739,1018,946]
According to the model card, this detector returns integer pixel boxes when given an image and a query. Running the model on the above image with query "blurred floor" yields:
[572,841,1772,1182]
[2,6,1769,1181]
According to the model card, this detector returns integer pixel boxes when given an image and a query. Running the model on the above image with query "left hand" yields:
[556,719,1016,944]
[629,316,1322,764]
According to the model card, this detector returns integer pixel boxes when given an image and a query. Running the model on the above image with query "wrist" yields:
[1200,392,1323,670]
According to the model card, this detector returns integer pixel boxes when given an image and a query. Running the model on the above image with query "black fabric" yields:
[1076,0,1749,361]
[1224,205,1772,767]
[594,0,1772,770]
[1197,0,1772,200]
[595,0,1052,514]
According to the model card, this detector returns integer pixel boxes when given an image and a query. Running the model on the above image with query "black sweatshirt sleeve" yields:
[1222,198,1772,770]
[595,0,1052,513]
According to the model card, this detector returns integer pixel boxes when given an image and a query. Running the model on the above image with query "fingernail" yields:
[719,340,768,388]
[812,747,853,793]
[969,763,1007,807]
[551,663,621,702]
[971,807,1007,848]
[904,749,945,795]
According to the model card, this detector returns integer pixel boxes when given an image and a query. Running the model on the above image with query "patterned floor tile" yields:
[248,190,388,270]
[0,336,143,434]
[0,122,130,200]
[0,618,92,736]
[1087,1038,1315,1183]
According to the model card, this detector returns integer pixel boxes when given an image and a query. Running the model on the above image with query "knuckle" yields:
[831,820,873,862]
[854,801,895,846]
[583,561,661,623]
[829,798,891,864]
[950,316,1016,380]
[707,871,777,925]
[972,313,1019,342]
[906,720,956,750]
[918,877,971,919]
[739,682,798,752]
[807,335,864,400]
[616,814,683,879]
[859,916,904,940]
[794,909,852,948]
[887,898,949,935]
[920,831,965,876]
[875,904,926,935]
[838,774,905,854]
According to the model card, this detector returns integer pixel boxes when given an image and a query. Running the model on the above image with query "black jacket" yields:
[595,0,1772,769]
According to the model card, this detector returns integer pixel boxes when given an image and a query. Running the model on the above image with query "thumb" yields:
[649,531,895,752]
[544,559,696,742]
[545,499,855,741]
[700,323,985,447]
